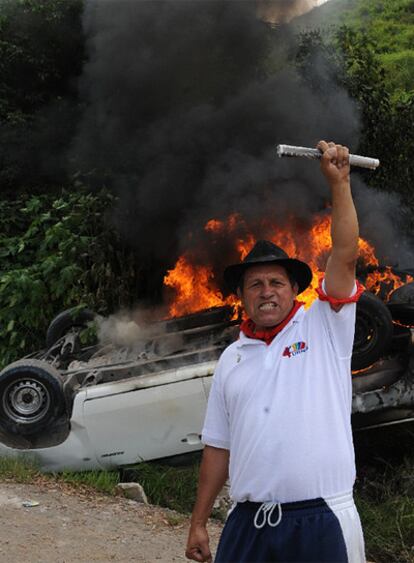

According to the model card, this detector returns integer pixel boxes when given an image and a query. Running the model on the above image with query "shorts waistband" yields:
[236,491,354,513]
[230,493,355,529]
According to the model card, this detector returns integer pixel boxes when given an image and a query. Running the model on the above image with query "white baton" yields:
[276,144,380,170]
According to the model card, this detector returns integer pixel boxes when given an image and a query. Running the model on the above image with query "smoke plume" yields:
[72,0,413,300]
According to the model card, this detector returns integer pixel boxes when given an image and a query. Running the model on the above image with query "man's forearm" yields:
[190,445,230,527]
[330,179,359,263]
[186,446,230,562]
[318,141,359,299]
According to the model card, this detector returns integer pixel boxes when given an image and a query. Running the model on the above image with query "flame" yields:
[164,255,240,317]
[204,219,223,233]
[163,214,413,318]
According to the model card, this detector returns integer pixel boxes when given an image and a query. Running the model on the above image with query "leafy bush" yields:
[337,0,414,99]
[0,189,141,368]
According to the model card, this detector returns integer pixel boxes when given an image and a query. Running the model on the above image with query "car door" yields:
[82,367,212,468]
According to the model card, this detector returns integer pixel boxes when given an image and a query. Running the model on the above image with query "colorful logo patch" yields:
[282,341,308,358]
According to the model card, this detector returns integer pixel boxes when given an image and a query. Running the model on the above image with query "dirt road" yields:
[0,479,223,562]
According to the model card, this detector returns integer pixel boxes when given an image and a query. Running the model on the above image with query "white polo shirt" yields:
[202,296,357,503]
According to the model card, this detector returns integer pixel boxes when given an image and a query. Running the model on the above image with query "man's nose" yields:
[260,283,275,298]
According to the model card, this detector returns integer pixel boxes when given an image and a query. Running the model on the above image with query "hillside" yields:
[294,0,414,98]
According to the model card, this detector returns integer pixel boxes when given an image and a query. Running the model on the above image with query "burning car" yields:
[0,281,413,473]
[0,217,413,472]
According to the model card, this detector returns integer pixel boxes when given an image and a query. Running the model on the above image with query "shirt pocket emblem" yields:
[282,341,308,359]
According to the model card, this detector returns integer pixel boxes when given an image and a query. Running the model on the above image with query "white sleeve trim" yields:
[201,434,230,450]
[322,278,357,299]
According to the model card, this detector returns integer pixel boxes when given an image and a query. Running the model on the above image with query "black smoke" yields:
[72,0,412,297]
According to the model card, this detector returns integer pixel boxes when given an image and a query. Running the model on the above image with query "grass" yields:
[0,454,41,482]
[58,468,120,495]
[119,460,201,514]
[356,492,414,562]
[353,422,414,562]
[0,426,413,561]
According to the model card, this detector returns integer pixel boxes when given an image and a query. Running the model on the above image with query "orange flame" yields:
[164,255,240,317]
[163,214,412,318]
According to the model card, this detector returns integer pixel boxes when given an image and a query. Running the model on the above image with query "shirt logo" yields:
[282,341,308,358]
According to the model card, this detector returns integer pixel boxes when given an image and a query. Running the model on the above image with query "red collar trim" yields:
[240,300,304,345]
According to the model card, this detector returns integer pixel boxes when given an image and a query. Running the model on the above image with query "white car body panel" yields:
[84,377,209,468]
[0,361,216,472]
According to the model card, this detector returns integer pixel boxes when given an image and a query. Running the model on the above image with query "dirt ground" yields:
[0,479,223,563]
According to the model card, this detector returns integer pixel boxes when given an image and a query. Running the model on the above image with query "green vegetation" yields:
[342,0,414,53]
[354,422,414,562]
[0,455,41,482]
[59,468,120,495]
[0,0,84,193]
[313,0,414,100]
[0,190,142,368]
[356,485,414,562]
[343,0,414,100]
[120,461,201,514]
[294,24,414,211]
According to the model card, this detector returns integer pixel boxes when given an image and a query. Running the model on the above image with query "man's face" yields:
[238,264,298,330]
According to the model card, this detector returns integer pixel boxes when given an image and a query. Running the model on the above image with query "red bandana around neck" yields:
[240,300,304,345]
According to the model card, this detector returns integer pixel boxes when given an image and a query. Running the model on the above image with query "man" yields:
[185,141,366,563]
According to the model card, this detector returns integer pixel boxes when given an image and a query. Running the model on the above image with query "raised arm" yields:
[317,140,359,300]
[186,445,230,562]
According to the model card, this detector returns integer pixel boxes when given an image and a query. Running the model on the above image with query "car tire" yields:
[46,308,95,349]
[0,359,66,436]
[352,291,394,371]
[387,282,414,326]
[163,306,235,333]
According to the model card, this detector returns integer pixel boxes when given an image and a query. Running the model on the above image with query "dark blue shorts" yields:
[214,493,365,563]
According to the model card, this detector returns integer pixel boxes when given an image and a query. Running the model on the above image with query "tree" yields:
[0,0,84,194]
[294,26,414,216]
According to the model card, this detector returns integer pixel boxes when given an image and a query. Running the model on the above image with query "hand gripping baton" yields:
[276,144,380,170]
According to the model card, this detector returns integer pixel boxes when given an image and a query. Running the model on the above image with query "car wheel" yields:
[387,282,414,326]
[352,292,394,371]
[163,306,235,333]
[46,308,95,349]
[0,359,66,435]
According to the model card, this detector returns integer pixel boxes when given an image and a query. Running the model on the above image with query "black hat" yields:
[224,240,313,295]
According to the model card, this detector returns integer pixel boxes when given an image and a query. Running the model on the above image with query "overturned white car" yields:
[0,281,413,472]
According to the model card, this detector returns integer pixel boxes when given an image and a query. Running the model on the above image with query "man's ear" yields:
[293,283,299,297]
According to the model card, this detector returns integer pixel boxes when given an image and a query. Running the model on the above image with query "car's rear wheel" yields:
[0,360,66,435]
[352,292,394,371]
[46,308,96,349]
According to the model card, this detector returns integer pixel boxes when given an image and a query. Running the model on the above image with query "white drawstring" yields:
[253,502,282,529]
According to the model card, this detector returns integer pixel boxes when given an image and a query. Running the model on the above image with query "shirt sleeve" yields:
[312,279,361,360]
[201,357,230,450]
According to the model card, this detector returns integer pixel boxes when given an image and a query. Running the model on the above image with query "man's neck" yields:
[240,301,303,345]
